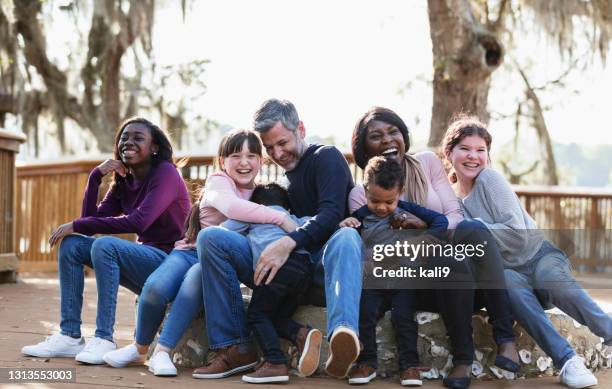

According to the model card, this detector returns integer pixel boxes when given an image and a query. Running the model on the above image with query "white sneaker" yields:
[75,337,116,364]
[148,351,177,376]
[22,334,85,358]
[103,344,146,368]
[559,355,598,389]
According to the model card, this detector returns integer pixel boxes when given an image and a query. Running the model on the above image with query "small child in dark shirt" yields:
[339,157,448,386]
[222,183,322,384]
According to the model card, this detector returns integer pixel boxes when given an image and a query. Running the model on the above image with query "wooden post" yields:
[0,129,26,283]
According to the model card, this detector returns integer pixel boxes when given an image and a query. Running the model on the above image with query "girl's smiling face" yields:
[447,135,489,182]
[118,123,158,167]
[220,140,262,189]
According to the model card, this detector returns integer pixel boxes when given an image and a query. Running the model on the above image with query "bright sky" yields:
[152,0,611,150]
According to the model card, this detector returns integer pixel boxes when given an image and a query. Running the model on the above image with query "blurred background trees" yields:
[1,0,611,186]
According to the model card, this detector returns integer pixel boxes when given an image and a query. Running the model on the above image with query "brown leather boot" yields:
[192,345,258,379]
[294,326,322,377]
[399,367,423,386]
[242,360,289,384]
[347,363,376,385]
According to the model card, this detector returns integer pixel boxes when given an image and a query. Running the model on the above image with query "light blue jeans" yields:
[198,226,364,348]
[58,235,167,341]
[317,227,364,339]
[135,249,203,349]
[505,240,612,368]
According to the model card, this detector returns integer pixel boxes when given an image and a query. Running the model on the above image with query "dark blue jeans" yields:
[455,219,516,345]
[358,289,419,370]
[247,253,312,364]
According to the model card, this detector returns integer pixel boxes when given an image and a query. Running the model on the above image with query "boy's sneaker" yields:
[192,344,258,379]
[348,364,376,385]
[559,355,598,389]
[295,326,323,377]
[325,326,360,379]
[148,351,177,376]
[75,337,116,364]
[400,367,423,386]
[21,334,85,358]
[103,344,145,368]
[242,361,289,384]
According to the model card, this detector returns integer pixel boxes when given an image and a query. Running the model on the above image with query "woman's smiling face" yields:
[364,120,406,165]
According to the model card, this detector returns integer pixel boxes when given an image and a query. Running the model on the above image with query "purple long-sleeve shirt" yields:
[72,161,191,253]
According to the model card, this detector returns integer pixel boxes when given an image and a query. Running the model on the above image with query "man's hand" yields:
[339,217,361,228]
[97,159,127,177]
[254,236,296,286]
[49,222,74,248]
[390,211,427,230]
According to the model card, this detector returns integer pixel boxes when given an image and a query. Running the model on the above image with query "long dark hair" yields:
[182,129,263,244]
[109,117,175,198]
[351,107,410,169]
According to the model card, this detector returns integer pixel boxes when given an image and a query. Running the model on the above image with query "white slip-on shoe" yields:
[559,355,598,389]
[103,344,146,368]
[75,337,116,364]
[22,333,85,358]
[148,351,177,376]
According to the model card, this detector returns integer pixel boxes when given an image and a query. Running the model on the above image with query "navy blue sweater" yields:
[352,200,449,233]
[286,144,354,252]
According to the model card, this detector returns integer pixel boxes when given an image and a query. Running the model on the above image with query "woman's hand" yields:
[279,214,299,233]
[49,222,74,248]
[97,159,127,177]
[390,211,427,230]
[339,217,361,228]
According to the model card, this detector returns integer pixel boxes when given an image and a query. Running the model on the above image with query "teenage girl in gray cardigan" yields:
[442,115,611,389]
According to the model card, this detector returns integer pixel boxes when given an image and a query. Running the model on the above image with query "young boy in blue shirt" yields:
[340,157,448,386]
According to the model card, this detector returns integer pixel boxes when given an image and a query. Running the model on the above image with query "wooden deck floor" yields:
[1,273,611,389]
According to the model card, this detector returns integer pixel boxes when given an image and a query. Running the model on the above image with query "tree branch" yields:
[13,0,84,126]
[489,0,508,33]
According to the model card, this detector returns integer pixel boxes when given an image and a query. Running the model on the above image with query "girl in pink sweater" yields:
[103,129,297,375]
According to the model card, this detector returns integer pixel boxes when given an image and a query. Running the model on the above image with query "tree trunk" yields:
[13,0,154,154]
[427,0,504,147]
[516,68,559,185]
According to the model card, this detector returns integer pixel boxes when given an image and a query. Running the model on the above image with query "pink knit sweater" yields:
[174,172,286,250]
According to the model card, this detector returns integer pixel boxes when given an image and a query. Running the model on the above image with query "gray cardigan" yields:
[460,168,543,268]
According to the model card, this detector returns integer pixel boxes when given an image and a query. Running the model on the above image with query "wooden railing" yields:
[15,154,612,272]
[0,130,26,281]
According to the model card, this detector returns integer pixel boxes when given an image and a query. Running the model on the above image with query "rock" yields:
[150,298,611,380]
[471,361,483,376]
[519,349,532,364]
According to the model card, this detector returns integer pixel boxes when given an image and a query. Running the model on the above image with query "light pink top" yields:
[174,172,286,250]
[348,151,464,229]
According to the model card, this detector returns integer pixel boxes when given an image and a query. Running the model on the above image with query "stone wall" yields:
[154,299,612,380]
